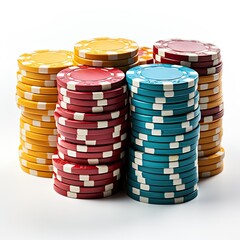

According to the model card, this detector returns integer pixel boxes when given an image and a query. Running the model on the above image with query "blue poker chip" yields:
[128,165,198,180]
[131,125,200,143]
[129,153,197,168]
[130,91,198,104]
[129,160,197,175]
[131,124,199,136]
[127,183,198,199]
[129,92,199,110]
[130,103,199,116]
[132,142,198,155]
[129,147,197,162]
[127,171,198,186]
[130,106,201,124]
[130,135,199,150]
[127,188,198,204]
[128,83,198,98]
[126,64,199,91]
[127,177,198,192]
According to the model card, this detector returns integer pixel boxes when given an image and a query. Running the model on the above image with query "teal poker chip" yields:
[126,64,199,91]
[130,135,199,150]
[129,153,197,168]
[129,147,197,162]
[130,106,201,124]
[128,165,198,181]
[130,91,198,104]
[128,83,198,98]
[127,189,198,204]
[127,177,198,192]
[127,171,198,186]
[127,189,198,205]
[129,160,197,175]
[132,142,198,155]
[130,103,199,116]
[131,125,200,143]
[129,92,199,111]
[131,123,199,136]
[127,183,198,199]
[131,112,201,130]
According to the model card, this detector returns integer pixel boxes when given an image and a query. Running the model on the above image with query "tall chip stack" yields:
[16,50,73,178]
[153,39,224,178]
[73,37,139,72]
[126,64,200,204]
[53,66,128,199]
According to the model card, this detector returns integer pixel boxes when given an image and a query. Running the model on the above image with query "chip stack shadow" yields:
[53,66,128,199]
[126,64,200,204]
[16,50,73,178]
[153,39,224,178]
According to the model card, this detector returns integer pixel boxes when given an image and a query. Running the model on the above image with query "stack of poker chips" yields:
[16,50,73,178]
[137,47,154,65]
[153,39,224,178]
[53,66,128,199]
[126,64,200,204]
[73,37,139,72]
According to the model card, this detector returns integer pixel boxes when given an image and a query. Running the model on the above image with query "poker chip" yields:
[199,165,224,178]
[18,105,55,116]
[19,157,53,172]
[20,134,56,147]
[20,70,57,80]
[200,97,223,110]
[198,147,225,166]
[200,127,222,138]
[20,164,53,178]
[22,112,55,122]
[74,37,139,61]
[200,110,224,123]
[200,119,222,131]
[21,115,56,128]
[137,47,154,64]
[199,85,222,97]
[199,92,222,104]
[21,145,54,159]
[201,103,224,116]
[198,72,222,84]
[198,79,222,90]
[198,145,221,158]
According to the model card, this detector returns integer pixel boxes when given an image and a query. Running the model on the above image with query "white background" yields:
[0,0,239,239]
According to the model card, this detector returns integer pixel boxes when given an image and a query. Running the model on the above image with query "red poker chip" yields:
[193,62,223,76]
[54,172,121,187]
[52,154,123,174]
[153,39,221,62]
[53,184,119,199]
[54,177,120,193]
[53,165,122,181]
[58,91,127,107]
[200,110,224,123]
[59,132,127,146]
[57,144,126,159]
[56,66,125,92]
[58,98,128,113]
[57,84,127,100]
[54,111,128,129]
[201,103,224,117]
[55,105,128,121]
[57,137,127,153]
[58,150,125,165]
[56,121,128,136]
[154,54,222,68]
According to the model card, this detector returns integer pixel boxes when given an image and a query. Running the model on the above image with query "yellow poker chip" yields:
[200,127,222,138]
[198,145,221,158]
[17,72,57,87]
[198,140,221,151]
[200,119,222,131]
[19,157,53,172]
[198,71,222,84]
[199,85,222,97]
[199,159,223,172]
[20,138,56,152]
[16,87,58,103]
[20,145,54,159]
[137,47,154,65]
[21,115,56,128]
[20,118,57,135]
[199,164,224,178]
[198,79,222,91]
[16,95,56,110]
[20,128,57,142]
[199,91,222,104]
[20,163,53,178]
[17,81,58,95]
[199,131,223,144]
[74,37,139,61]
[22,111,55,122]
[17,105,55,116]
[17,50,73,74]
[20,134,57,147]
[200,97,223,110]
[19,146,52,165]
[19,69,57,80]
[74,54,138,67]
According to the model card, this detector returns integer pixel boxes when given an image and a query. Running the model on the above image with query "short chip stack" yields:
[16,50,73,178]
[126,64,200,204]
[53,66,128,199]
[73,37,139,72]
[137,47,154,65]
[153,39,224,178]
